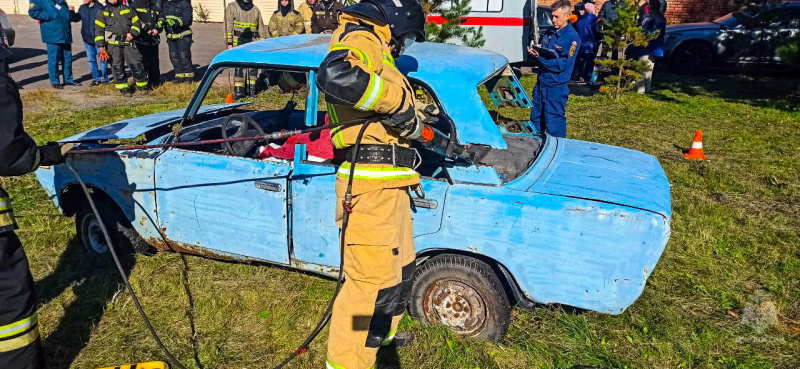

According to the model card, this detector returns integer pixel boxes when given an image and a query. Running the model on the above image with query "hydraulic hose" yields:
[65,118,374,369]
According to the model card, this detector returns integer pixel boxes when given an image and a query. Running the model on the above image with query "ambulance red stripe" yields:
[427,16,529,26]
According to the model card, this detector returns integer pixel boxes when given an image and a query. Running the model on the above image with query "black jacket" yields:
[311,0,342,34]
[0,73,40,229]
[74,1,104,44]
[158,0,193,39]
[129,0,161,44]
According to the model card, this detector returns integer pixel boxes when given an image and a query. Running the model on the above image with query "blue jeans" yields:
[83,42,108,82]
[46,43,73,85]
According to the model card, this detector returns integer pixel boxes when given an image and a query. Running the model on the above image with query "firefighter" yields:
[225,0,266,98]
[268,0,304,37]
[0,67,70,369]
[129,0,161,87]
[311,0,343,34]
[296,0,316,34]
[157,0,194,83]
[315,0,465,367]
[95,0,149,96]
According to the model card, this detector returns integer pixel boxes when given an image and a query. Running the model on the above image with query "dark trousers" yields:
[167,36,193,81]
[0,232,46,369]
[530,83,569,138]
[109,44,148,91]
[137,43,161,87]
[572,52,597,82]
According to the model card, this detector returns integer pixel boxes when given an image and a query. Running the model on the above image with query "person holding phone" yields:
[527,0,580,138]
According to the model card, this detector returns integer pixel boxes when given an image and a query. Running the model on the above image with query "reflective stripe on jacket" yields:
[94,4,143,47]
[317,13,420,196]
[225,2,265,45]
[158,0,192,40]
[268,10,303,37]
[296,0,313,34]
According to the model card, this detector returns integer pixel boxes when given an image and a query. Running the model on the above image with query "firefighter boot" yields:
[380,331,414,349]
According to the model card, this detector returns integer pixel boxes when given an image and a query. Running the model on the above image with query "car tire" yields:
[670,41,713,74]
[75,197,152,256]
[409,254,511,341]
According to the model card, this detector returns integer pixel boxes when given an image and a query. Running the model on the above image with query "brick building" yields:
[541,0,736,23]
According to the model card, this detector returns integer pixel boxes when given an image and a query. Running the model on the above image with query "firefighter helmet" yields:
[341,0,426,43]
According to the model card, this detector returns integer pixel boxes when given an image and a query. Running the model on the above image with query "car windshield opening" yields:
[175,65,312,159]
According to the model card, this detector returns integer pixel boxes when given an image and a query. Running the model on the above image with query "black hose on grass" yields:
[65,119,372,369]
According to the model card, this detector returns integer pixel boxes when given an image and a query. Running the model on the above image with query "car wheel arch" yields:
[670,39,716,71]
[415,248,534,309]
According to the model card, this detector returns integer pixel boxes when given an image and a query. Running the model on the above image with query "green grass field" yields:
[2,74,799,369]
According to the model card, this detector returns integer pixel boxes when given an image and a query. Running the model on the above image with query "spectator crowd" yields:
[16,0,347,95]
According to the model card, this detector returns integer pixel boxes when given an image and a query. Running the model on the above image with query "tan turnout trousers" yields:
[328,188,415,369]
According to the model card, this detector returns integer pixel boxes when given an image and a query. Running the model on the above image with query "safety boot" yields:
[120,88,133,97]
[382,331,414,349]
[234,87,246,100]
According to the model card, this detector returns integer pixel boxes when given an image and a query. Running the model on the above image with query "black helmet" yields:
[341,0,426,43]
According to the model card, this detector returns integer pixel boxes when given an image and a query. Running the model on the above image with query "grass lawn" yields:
[1,73,798,369]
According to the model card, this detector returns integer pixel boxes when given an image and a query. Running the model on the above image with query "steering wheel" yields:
[221,113,266,157]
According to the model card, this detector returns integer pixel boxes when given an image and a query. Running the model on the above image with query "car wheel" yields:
[671,41,713,74]
[410,254,511,341]
[75,197,152,256]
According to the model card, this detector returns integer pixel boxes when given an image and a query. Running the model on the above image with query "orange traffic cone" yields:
[684,130,707,160]
[225,93,234,104]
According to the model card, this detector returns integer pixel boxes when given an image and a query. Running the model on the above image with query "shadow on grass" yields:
[651,72,799,111]
[36,237,137,369]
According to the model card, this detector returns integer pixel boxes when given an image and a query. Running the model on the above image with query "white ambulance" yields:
[427,0,555,63]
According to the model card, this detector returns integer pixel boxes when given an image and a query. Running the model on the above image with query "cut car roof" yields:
[211,34,512,148]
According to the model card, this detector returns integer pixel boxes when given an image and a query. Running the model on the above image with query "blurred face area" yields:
[107,0,118,5]
[307,0,316,4]
[281,0,289,6]
[83,0,92,4]
[552,7,570,29]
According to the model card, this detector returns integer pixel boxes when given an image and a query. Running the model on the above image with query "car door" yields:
[289,145,448,270]
[154,148,292,264]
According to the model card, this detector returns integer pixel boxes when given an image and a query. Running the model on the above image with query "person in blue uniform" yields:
[527,0,580,138]
[571,2,599,82]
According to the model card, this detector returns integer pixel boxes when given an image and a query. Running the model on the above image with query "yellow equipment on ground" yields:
[96,361,169,369]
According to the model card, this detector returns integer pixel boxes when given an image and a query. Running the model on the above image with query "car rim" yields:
[422,279,488,337]
[83,214,109,254]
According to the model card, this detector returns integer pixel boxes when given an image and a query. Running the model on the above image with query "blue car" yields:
[36,35,671,341]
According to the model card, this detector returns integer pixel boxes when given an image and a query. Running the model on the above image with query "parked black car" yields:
[664,1,800,73]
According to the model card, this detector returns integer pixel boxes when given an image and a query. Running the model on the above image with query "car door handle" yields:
[412,198,438,209]
[255,181,282,192]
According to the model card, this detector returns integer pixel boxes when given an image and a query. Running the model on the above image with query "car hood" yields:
[666,22,719,33]
[529,138,670,217]
[60,103,250,142]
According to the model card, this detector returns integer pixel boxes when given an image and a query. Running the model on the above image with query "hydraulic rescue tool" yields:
[66,113,474,369]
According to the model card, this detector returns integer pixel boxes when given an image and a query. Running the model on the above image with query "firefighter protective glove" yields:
[98,48,110,62]
[380,103,418,138]
[38,142,74,166]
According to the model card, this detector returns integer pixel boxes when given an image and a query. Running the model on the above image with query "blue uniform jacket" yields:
[574,13,598,54]
[627,14,667,58]
[536,24,581,87]
[28,0,74,44]
[75,2,104,45]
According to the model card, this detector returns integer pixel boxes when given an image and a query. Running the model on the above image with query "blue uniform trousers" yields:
[530,83,568,138]
[45,43,73,85]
